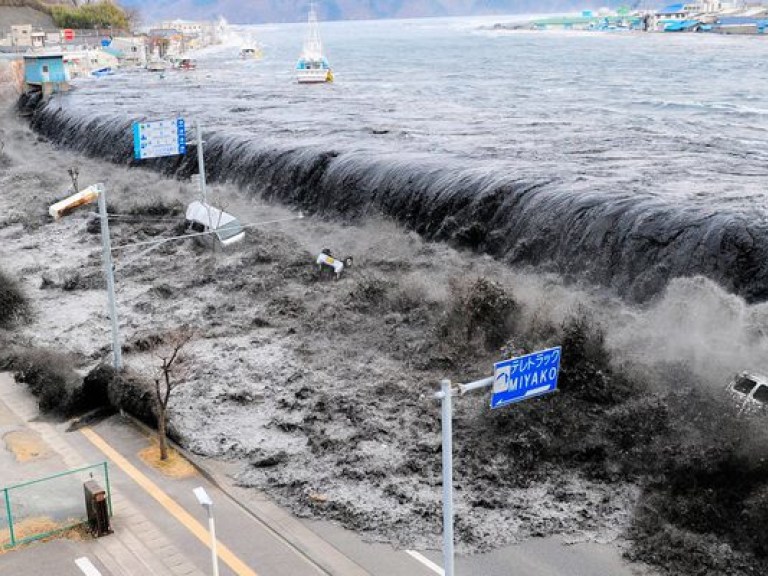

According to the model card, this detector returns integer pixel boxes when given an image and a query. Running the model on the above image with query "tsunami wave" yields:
[21,93,768,304]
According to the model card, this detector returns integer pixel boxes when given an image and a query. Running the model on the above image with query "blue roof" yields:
[659,3,685,14]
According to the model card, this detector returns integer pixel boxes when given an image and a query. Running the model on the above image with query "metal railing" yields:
[1,462,112,549]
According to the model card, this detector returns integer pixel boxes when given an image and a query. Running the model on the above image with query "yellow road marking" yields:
[81,427,258,576]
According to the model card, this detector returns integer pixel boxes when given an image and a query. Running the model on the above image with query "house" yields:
[23,54,69,96]
[108,37,147,66]
[11,25,33,47]
[657,4,690,20]
[148,28,184,58]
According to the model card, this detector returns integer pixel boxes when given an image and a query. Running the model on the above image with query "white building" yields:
[11,25,32,47]
[109,37,147,66]
[158,20,204,35]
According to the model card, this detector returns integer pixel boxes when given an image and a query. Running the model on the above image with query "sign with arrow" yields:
[491,346,562,409]
[132,118,186,160]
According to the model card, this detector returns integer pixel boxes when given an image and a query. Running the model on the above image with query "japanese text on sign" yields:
[490,346,561,409]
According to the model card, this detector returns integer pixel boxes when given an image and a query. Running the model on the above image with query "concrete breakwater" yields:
[19,91,768,304]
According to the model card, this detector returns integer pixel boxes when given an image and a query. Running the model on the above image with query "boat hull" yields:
[296,68,331,83]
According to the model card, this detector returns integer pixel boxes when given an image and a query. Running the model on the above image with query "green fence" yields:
[1,462,112,549]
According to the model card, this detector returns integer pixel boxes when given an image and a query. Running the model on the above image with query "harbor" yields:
[494,2,768,33]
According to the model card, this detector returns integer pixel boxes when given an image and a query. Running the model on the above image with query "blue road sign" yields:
[132,117,186,160]
[491,346,561,409]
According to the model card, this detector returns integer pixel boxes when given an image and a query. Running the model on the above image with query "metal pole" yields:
[207,505,220,576]
[195,120,217,251]
[103,462,113,517]
[195,120,207,204]
[4,488,15,548]
[97,184,122,370]
[440,378,455,576]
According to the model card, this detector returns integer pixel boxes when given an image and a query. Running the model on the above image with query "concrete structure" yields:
[11,24,32,47]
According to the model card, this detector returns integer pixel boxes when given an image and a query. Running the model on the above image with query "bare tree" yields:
[153,327,194,460]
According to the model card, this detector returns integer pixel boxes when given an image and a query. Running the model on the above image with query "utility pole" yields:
[97,184,123,370]
[195,119,208,204]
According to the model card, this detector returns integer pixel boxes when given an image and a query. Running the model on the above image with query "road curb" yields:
[119,412,370,576]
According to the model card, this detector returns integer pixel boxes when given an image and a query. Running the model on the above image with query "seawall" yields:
[18,93,768,304]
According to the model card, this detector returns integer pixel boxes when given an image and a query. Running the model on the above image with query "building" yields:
[148,28,184,58]
[23,54,69,96]
[63,50,120,78]
[713,16,768,33]
[158,20,204,35]
[11,25,33,47]
[108,37,147,66]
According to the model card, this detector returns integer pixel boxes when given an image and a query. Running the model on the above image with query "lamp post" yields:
[193,487,219,576]
[49,183,122,370]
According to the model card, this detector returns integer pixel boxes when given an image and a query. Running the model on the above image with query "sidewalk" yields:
[0,373,438,576]
[0,372,207,576]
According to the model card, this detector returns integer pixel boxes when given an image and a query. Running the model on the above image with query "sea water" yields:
[36,16,768,301]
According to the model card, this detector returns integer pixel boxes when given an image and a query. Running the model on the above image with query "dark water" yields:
[24,17,768,301]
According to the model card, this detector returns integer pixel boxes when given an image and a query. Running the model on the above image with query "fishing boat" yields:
[296,3,333,83]
[239,46,263,60]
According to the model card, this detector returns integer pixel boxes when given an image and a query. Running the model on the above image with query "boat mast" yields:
[303,1,323,58]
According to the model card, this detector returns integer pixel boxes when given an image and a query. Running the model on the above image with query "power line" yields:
[109,214,304,253]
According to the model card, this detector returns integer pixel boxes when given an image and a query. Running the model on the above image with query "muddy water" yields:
[20,19,768,302]
[5,22,768,570]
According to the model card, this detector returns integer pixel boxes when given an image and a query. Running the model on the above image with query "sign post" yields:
[433,346,562,575]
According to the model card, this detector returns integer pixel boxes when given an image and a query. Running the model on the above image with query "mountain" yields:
[119,0,634,25]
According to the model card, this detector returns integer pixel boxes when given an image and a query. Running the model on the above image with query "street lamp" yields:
[49,183,122,370]
[193,487,220,576]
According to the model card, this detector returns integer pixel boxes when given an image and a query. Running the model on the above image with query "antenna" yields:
[303,1,323,58]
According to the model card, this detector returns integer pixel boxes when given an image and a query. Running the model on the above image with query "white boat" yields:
[296,3,333,83]
[240,46,263,60]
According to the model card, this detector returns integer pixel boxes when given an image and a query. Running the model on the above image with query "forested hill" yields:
[119,0,632,24]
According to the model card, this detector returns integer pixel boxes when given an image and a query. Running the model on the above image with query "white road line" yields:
[75,557,103,576]
[405,550,445,575]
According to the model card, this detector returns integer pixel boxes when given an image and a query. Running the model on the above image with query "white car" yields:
[727,372,768,413]
[185,201,244,247]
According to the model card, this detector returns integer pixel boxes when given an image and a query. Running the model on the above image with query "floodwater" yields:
[9,21,768,572]
[28,18,768,300]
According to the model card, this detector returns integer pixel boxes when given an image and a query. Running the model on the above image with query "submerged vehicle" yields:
[316,249,353,279]
[727,372,768,414]
[296,3,333,83]
[146,59,168,72]
[185,201,244,247]
[177,58,197,71]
